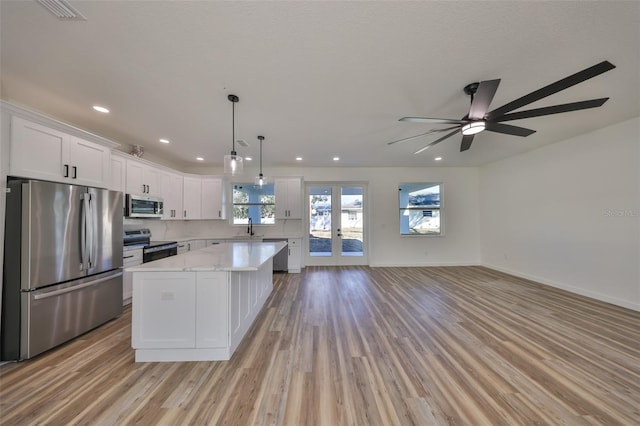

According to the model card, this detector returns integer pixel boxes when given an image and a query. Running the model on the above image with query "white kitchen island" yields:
[126,241,287,362]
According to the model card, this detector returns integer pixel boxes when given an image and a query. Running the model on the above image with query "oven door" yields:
[143,246,178,263]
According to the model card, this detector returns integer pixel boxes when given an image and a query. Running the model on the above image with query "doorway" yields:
[306,183,368,266]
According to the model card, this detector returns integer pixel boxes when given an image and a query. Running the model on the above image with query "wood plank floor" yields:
[1,266,639,425]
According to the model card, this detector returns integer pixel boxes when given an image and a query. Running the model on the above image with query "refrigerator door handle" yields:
[80,194,88,270]
[32,271,123,300]
[89,193,97,268]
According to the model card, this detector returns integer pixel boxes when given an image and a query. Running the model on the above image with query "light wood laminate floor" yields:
[1,266,639,425]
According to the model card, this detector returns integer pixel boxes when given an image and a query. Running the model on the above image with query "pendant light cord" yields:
[259,137,263,174]
[232,101,235,154]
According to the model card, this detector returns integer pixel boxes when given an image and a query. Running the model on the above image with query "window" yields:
[232,183,275,225]
[398,183,442,235]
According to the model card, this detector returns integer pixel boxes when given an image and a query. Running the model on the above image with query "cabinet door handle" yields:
[123,255,135,259]
[72,166,77,179]
[63,164,69,177]
[218,210,221,218]
[184,210,187,218]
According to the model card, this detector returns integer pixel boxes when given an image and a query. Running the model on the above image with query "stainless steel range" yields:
[123,229,178,263]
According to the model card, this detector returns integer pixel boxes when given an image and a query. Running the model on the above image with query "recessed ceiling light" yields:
[92,105,109,113]
[245,157,253,161]
[295,157,303,161]
[196,157,204,161]
[434,157,442,161]
[159,138,170,144]
[333,157,340,161]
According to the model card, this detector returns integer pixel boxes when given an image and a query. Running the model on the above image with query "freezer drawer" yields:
[20,270,123,360]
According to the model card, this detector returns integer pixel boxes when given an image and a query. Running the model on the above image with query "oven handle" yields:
[144,245,178,254]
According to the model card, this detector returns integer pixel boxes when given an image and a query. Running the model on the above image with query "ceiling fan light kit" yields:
[392,60,616,153]
[224,94,244,176]
[461,121,485,136]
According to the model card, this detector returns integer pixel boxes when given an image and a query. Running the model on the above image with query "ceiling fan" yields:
[389,60,615,154]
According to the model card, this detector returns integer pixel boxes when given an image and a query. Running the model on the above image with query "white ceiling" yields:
[1,1,638,170]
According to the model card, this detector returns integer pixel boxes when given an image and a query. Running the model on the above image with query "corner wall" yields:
[479,117,640,310]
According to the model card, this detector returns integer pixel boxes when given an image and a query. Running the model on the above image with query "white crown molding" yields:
[0,100,120,149]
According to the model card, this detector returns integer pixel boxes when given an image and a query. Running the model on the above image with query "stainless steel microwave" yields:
[125,194,164,218]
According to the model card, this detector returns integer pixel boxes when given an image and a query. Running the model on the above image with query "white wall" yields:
[479,117,640,311]
[153,165,482,267]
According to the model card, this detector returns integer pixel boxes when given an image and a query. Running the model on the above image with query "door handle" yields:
[33,271,124,300]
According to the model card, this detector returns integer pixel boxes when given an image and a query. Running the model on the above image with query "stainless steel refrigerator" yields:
[1,179,123,360]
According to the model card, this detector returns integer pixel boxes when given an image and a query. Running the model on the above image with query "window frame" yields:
[231,183,276,225]
[398,182,444,236]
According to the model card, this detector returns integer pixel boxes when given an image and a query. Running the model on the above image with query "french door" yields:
[305,183,368,266]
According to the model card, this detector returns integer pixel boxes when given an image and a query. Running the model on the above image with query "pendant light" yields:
[224,94,243,176]
[254,135,266,187]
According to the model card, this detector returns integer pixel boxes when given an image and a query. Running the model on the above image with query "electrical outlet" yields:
[160,291,175,301]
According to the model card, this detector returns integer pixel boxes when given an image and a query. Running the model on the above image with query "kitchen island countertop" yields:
[126,241,287,272]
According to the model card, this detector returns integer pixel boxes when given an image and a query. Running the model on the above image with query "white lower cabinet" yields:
[196,273,228,348]
[131,259,273,362]
[132,272,197,349]
[177,242,188,255]
[122,247,143,304]
[288,238,302,273]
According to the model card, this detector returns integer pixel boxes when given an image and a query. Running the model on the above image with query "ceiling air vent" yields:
[37,0,86,20]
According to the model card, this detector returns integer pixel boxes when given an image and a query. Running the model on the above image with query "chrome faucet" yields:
[248,217,254,236]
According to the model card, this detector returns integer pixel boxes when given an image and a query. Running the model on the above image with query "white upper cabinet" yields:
[109,153,127,193]
[275,177,302,219]
[201,177,227,220]
[161,171,183,220]
[126,159,161,196]
[10,116,110,188]
[68,136,110,188]
[182,175,202,220]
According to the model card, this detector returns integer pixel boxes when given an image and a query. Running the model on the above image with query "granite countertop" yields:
[126,241,287,272]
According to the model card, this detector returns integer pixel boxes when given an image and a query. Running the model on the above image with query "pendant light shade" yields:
[224,94,243,176]
[254,135,267,187]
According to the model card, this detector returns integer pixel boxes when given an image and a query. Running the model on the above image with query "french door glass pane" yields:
[309,186,332,257]
[341,186,363,256]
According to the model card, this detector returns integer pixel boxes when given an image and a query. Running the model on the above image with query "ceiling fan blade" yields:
[414,129,460,154]
[400,117,468,125]
[460,134,475,152]
[485,122,536,137]
[486,60,615,119]
[387,126,460,145]
[493,98,609,122]
[468,79,501,120]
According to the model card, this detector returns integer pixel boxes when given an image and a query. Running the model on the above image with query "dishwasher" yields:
[263,238,289,272]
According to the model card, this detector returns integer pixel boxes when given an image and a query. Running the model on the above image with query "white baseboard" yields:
[482,263,640,312]
[370,261,481,268]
